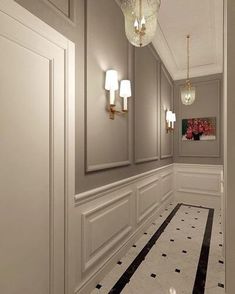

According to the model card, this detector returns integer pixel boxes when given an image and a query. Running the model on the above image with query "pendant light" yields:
[120,0,161,47]
[181,35,196,106]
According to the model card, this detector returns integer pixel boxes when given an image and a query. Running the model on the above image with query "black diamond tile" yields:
[150,273,156,278]
[170,239,174,242]
[195,218,198,220]
[117,261,122,265]
[218,283,224,288]
[182,250,187,254]
[187,237,192,240]
[197,211,201,213]
[219,260,224,264]
[220,232,222,235]
[152,223,156,225]
[132,245,136,248]
[192,226,196,229]
[162,253,167,257]
[160,215,163,217]
[96,284,102,289]
[176,228,180,230]
[181,219,184,222]
[144,232,148,235]
[185,212,188,215]
[165,209,168,211]
[219,244,223,247]
[175,269,181,273]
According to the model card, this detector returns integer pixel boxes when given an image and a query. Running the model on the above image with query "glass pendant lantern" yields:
[120,0,161,47]
[181,35,196,106]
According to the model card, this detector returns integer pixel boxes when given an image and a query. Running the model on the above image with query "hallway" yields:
[2,0,235,294]
[91,202,225,294]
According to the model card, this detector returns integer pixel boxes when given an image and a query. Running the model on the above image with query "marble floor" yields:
[90,202,225,294]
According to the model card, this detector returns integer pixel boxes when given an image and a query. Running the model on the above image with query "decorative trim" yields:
[85,0,131,172]
[175,164,223,198]
[42,0,76,23]
[178,79,221,158]
[160,65,174,159]
[134,45,160,164]
[136,177,160,223]
[81,191,132,273]
[152,0,223,80]
[75,164,174,205]
[86,160,131,172]
[0,2,75,294]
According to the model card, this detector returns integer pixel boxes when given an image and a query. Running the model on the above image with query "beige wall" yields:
[174,74,223,165]
[16,0,174,194]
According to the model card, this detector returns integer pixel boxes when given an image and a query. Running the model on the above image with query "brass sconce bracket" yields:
[109,105,128,120]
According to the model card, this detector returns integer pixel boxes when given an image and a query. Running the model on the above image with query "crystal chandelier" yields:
[181,35,196,106]
[120,0,161,47]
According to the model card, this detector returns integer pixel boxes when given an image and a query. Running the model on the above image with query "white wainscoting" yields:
[174,163,223,208]
[74,164,174,294]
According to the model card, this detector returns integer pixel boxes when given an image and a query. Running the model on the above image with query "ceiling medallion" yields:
[120,0,161,47]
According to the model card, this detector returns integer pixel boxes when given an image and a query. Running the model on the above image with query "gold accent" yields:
[109,105,128,120]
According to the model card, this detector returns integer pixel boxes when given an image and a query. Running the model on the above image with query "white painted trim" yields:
[75,164,174,205]
[0,2,75,293]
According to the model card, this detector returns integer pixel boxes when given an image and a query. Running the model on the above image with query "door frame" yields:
[0,1,75,293]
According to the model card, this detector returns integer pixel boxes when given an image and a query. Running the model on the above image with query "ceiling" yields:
[152,0,224,80]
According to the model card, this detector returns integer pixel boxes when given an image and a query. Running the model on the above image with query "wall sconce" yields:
[166,110,176,132]
[105,70,132,120]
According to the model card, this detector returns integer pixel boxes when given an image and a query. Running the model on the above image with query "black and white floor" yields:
[90,202,225,294]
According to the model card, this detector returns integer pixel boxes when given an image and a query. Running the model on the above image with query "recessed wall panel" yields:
[134,46,159,163]
[86,0,130,171]
[160,66,173,159]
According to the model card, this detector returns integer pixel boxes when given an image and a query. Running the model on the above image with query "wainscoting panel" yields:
[74,164,174,294]
[82,191,133,273]
[136,176,161,224]
[174,164,223,208]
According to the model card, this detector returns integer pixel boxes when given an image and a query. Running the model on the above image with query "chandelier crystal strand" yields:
[120,0,161,47]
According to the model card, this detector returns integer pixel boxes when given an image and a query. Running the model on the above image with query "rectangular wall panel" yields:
[82,192,132,272]
[160,65,174,159]
[161,172,174,201]
[86,0,130,171]
[134,46,159,163]
[175,164,223,208]
[48,0,70,17]
[136,177,161,223]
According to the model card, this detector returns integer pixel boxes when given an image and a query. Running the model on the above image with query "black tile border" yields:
[108,203,214,294]
[193,206,214,294]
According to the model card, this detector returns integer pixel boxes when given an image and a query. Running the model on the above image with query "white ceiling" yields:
[152,0,224,80]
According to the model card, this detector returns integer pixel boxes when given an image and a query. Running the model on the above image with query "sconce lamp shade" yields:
[120,80,132,98]
[172,112,176,122]
[105,70,119,91]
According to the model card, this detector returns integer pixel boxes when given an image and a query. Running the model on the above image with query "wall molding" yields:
[85,0,131,172]
[134,45,160,164]
[160,64,174,159]
[42,0,76,23]
[75,164,174,205]
[75,163,174,294]
[174,163,223,207]
[81,191,132,273]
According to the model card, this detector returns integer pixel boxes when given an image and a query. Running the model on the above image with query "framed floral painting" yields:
[182,117,216,141]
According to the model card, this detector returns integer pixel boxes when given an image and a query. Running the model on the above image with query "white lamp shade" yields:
[105,70,119,91]
[172,113,176,122]
[181,86,196,106]
[166,110,173,122]
[120,80,132,98]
